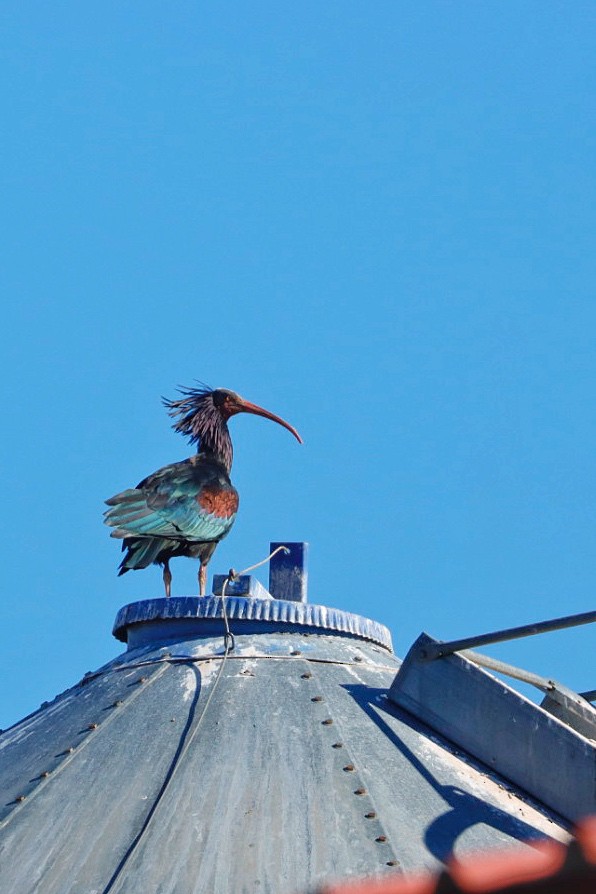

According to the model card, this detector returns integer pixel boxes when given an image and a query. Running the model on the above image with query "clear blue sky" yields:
[2,3,595,730]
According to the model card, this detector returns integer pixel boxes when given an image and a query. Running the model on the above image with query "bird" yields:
[104,385,302,597]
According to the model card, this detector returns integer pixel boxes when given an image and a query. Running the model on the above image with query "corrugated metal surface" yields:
[0,603,570,894]
[113,596,394,650]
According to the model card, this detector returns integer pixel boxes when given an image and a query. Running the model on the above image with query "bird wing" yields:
[104,458,239,543]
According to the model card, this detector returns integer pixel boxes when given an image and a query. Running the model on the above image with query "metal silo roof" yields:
[0,587,574,894]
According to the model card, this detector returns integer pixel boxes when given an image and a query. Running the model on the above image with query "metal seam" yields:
[0,663,168,831]
[90,654,399,680]
[303,660,400,868]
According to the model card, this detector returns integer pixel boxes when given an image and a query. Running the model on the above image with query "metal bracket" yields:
[389,632,596,823]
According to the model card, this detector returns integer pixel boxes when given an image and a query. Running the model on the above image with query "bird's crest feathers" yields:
[162,383,234,470]
[162,383,216,448]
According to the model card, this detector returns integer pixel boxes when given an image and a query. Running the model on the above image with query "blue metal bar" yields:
[268,541,308,603]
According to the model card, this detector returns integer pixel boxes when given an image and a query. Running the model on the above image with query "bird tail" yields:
[104,489,150,531]
[105,488,174,573]
[118,536,168,573]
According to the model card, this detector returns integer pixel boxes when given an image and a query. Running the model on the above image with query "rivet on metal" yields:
[321,718,333,725]
[376,835,388,843]
[332,742,343,749]
[343,764,355,772]
[365,811,377,819]
[301,672,312,679]
[354,787,367,795]
[311,696,323,702]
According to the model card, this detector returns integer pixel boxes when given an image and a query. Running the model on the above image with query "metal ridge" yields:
[112,596,393,651]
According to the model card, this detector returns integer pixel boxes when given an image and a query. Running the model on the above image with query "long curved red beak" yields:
[233,398,303,444]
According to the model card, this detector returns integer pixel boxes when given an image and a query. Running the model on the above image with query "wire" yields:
[102,544,290,893]
[228,544,289,579]
[219,544,289,653]
[220,575,235,652]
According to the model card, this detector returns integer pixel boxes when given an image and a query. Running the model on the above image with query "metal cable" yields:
[102,639,231,893]
[102,545,289,894]
[219,544,289,651]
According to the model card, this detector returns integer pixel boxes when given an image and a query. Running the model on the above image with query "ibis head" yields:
[163,385,302,471]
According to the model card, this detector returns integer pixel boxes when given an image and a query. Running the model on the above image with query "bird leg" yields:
[199,562,208,597]
[163,560,172,598]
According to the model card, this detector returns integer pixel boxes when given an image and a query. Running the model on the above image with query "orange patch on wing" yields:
[197,486,239,518]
